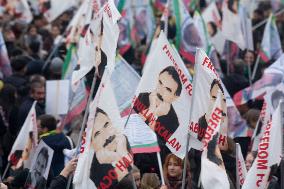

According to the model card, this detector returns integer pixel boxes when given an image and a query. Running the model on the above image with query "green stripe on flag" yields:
[131,142,159,148]
[117,0,126,13]
[62,43,75,79]
[173,0,181,49]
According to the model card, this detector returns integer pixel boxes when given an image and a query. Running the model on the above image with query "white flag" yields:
[71,0,121,87]
[42,0,77,23]
[189,49,228,150]
[236,143,247,187]
[242,102,282,189]
[221,3,245,50]
[73,68,133,189]
[132,31,195,158]
[9,102,38,161]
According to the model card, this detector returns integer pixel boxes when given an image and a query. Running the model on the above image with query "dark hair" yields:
[30,81,44,93]
[210,79,224,94]
[29,40,40,53]
[36,147,49,169]
[271,90,284,108]
[208,21,217,36]
[38,114,57,131]
[207,134,223,166]
[95,107,107,118]
[11,56,29,72]
[160,66,182,96]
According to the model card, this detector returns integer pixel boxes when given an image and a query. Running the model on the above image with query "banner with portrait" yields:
[71,0,121,87]
[242,102,282,189]
[132,31,195,158]
[74,69,133,189]
[24,140,54,189]
[8,101,38,169]
[188,48,228,150]
[236,143,247,188]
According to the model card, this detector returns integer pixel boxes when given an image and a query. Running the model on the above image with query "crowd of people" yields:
[0,0,283,189]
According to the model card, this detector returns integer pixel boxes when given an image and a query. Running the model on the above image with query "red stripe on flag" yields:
[233,90,244,106]
[131,146,160,154]
[259,50,270,63]
[119,44,131,55]
[179,48,195,64]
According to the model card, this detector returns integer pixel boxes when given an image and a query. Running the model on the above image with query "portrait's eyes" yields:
[166,87,172,93]
[103,122,109,128]
[212,96,217,99]
[94,131,100,137]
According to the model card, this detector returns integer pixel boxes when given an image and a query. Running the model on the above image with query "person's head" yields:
[37,114,57,135]
[155,66,182,104]
[243,50,255,66]
[34,147,49,177]
[49,57,63,79]
[132,165,141,189]
[10,55,28,73]
[28,25,38,36]
[243,109,260,129]
[28,40,41,55]
[207,22,217,37]
[0,83,17,108]
[51,24,61,39]
[30,80,45,104]
[91,108,120,152]
[232,59,246,75]
[140,173,160,189]
[163,153,183,179]
[271,90,284,110]
[245,151,257,171]
[182,22,202,48]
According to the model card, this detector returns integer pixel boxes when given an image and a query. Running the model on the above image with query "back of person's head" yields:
[29,74,46,84]
[141,173,160,189]
[232,59,245,75]
[10,55,29,72]
[0,83,17,108]
[115,174,133,189]
[38,114,57,131]
[29,40,40,54]
[243,109,260,129]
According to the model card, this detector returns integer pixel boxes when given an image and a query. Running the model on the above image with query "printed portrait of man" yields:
[90,107,132,188]
[133,66,182,144]
[198,79,227,141]
[25,147,49,189]
[207,134,225,170]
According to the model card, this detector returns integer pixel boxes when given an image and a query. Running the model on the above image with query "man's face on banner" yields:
[91,110,119,152]
[34,152,47,178]
[156,71,179,104]
[210,81,227,121]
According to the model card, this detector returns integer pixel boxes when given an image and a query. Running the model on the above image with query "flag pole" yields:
[235,143,240,189]
[65,15,104,189]
[1,162,10,180]
[123,107,133,128]
[251,55,260,81]
[252,8,284,31]
[182,47,199,188]
[280,100,284,189]
[157,152,165,185]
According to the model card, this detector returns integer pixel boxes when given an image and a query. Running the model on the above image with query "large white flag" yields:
[239,5,254,50]
[74,69,133,189]
[242,102,282,189]
[188,48,228,150]
[200,92,230,189]
[71,0,121,86]
[8,102,38,163]
[132,31,195,158]
[236,143,247,187]
[259,14,283,63]
[221,3,246,50]
[41,0,77,23]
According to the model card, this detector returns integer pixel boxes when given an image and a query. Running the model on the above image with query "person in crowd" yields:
[161,153,193,189]
[141,173,160,189]
[132,165,141,189]
[37,114,72,176]
[18,79,46,127]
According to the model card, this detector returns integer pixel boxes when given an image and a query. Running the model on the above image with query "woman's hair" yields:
[163,153,191,188]
[141,173,160,189]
